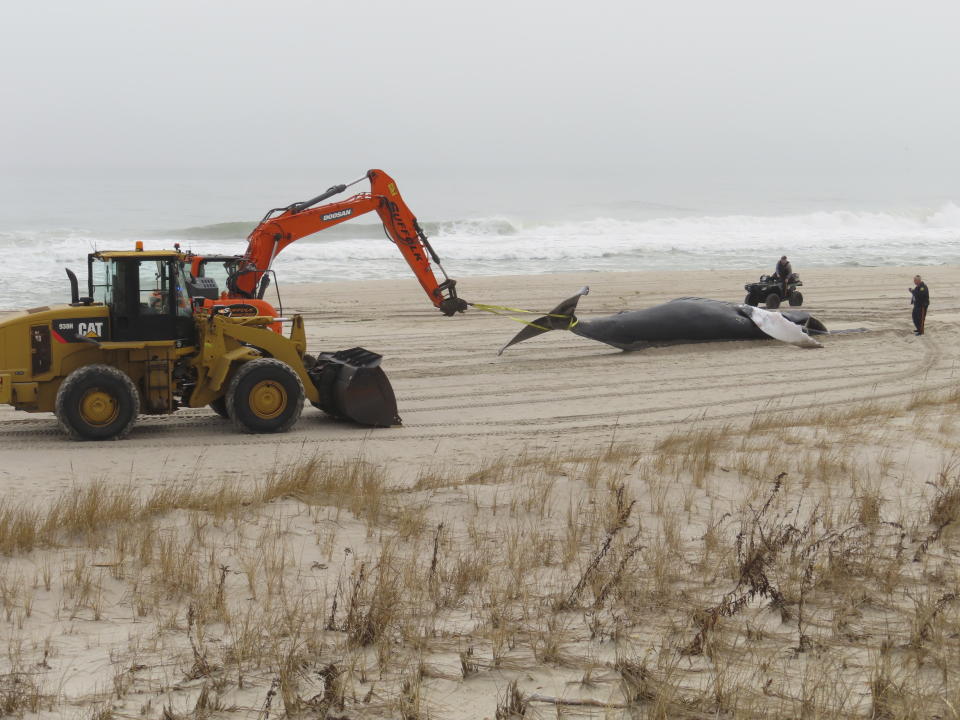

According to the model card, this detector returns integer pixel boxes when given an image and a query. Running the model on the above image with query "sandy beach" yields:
[0,264,954,500]
[1,264,958,718]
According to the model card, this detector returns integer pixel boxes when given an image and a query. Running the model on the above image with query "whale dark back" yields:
[573,298,763,350]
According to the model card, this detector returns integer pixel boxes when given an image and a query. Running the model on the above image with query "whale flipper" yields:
[740,305,822,348]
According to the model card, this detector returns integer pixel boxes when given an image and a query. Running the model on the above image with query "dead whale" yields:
[498,287,827,354]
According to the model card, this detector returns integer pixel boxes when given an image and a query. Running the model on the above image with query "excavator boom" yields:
[231,169,466,315]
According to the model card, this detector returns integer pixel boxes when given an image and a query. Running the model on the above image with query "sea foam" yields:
[3,204,958,309]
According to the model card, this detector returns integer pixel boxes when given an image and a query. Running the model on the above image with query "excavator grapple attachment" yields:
[308,348,401,427]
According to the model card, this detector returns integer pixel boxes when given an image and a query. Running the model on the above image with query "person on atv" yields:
[773,256,793,296]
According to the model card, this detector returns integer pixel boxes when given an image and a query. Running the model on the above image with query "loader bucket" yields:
[309,347,401,427]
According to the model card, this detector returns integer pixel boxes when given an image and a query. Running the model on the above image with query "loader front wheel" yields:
[226,359,304,434]
[209,397,230,419]
[55,365,140,441]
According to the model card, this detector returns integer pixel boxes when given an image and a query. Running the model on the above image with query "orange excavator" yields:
[183,169,468,319]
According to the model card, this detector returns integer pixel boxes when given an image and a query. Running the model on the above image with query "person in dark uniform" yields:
[774,256,793,296]
[910,275,930,335]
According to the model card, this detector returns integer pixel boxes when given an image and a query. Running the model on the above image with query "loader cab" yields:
[88,250,195,343]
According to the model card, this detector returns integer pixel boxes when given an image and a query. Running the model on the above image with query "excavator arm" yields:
[230,169,467,316]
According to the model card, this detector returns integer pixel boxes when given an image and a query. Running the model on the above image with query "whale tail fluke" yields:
[498,287,589,355]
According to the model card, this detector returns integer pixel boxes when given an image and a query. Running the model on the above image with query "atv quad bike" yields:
[744,273,804,309]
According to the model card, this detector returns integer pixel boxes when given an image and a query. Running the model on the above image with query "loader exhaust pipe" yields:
[66,268,80,304]
[65,268,92,305]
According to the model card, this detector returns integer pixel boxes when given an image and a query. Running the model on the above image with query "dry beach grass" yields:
[0,264,958,718]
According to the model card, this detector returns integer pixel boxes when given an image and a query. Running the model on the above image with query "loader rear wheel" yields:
[55,365,140,441]
[226,359,304,434]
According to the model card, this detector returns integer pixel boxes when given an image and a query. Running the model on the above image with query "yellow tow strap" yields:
[467,302,578,332]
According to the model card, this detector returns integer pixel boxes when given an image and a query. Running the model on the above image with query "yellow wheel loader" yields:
[0,248,400,440]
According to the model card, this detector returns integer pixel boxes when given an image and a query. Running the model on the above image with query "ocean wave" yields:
[160,221,256,240]
[105,202,960,246]
[154,220,385,242]
[2,203,958,310]
[435,216,520,236]
[152,215,523,243]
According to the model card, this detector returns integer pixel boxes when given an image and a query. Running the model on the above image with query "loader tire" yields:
[55,364,140,441]
[209,397,230,419]
[226,358,304,434]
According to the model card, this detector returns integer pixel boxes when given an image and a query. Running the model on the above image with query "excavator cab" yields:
[195,255,277,304]
[187,254,241,300]
[184,254,283,330]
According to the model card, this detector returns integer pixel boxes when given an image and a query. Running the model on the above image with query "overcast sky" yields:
[2,1,958,204]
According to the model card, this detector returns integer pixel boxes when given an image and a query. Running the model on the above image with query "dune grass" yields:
[1,386,959,717]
